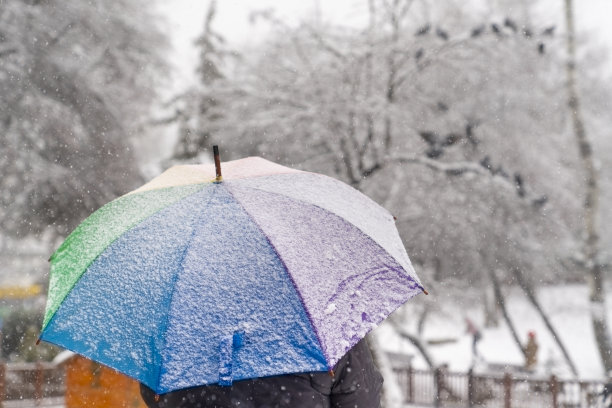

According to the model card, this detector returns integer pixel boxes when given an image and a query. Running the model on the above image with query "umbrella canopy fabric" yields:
[40,157,424,394]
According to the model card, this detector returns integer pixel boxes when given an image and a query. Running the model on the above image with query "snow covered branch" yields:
[389,153,548,207]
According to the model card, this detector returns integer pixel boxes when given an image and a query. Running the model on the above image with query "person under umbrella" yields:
[39,150,425,404]
[140,338,383,408]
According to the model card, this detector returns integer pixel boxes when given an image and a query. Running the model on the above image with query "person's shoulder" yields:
[331,338,383,396]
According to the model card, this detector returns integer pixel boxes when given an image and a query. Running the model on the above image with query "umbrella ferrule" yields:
[213,145,223,183]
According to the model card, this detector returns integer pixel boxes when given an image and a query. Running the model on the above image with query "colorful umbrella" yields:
[39,148,425,394]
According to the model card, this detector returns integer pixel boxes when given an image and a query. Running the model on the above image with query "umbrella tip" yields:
[213,145,223,183]
[154,394,160,402]
[393,215,397,221]
[329,369,335,378]
[36,338,41,345]
[422,289,429,295]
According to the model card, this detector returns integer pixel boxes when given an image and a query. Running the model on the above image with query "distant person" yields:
[465,317,482,360]
[140,338,383,408]
[524,331,538,371]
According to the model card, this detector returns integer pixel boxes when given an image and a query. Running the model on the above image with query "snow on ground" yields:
[3,398,64,408]
[376,283,611,380]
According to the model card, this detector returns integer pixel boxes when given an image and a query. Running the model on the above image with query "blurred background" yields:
[0,0,611,406]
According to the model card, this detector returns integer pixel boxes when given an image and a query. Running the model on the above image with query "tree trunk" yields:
[564,0,612,373]
[388,318,436,369]
[512,268,579,377]
[489,269,527,360]
[483,284,499,328]
[417,304,431,336]
[383,0,403,155]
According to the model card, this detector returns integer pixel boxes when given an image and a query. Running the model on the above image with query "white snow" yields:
[377,283,612,380]
[324,303,337,315]
[51,350,75,366]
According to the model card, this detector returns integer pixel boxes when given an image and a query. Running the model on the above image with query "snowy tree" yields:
[563,0,612,373]
[176,0,581,283]
[171,0,612,376]
[165,0,236,165]
[0,0,168,237]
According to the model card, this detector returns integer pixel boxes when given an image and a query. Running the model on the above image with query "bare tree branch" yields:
[388,318,436,369]
[0,45,18,58]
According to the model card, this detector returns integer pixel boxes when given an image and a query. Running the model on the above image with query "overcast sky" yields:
[157,0,612,93]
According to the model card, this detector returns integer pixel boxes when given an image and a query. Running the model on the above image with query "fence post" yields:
[0,363,5,408]
[35,362,43,405]
[408,365,414,403]
[467,368,474,408]
[503,372,512,408]
[550,375,559,408]
[435,367,443,408]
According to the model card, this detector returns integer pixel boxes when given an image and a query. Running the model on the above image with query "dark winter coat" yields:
[140,339,383,408]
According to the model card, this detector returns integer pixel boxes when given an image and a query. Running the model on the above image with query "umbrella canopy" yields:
[40,155,424,394]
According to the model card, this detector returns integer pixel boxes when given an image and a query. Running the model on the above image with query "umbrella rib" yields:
[226,183,422,289]
[153,188,218,392]
[223,186,333,370]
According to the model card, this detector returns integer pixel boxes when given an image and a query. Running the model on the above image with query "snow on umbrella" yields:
[39,148,425,394]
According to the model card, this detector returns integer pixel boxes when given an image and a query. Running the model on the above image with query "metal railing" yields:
[0,362,607,407]
[0,363,65,407]
[394,367,608,408]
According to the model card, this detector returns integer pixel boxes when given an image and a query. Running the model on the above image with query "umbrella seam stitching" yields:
[223,185,332,370]
[43,183,211,332]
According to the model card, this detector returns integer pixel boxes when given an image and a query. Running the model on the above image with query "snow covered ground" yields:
[378,283,611,380]
[3,397,64,408]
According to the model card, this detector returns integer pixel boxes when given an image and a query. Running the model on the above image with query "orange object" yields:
[62,354,146,408]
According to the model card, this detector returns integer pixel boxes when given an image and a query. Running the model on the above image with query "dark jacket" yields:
[141,339,383,408]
